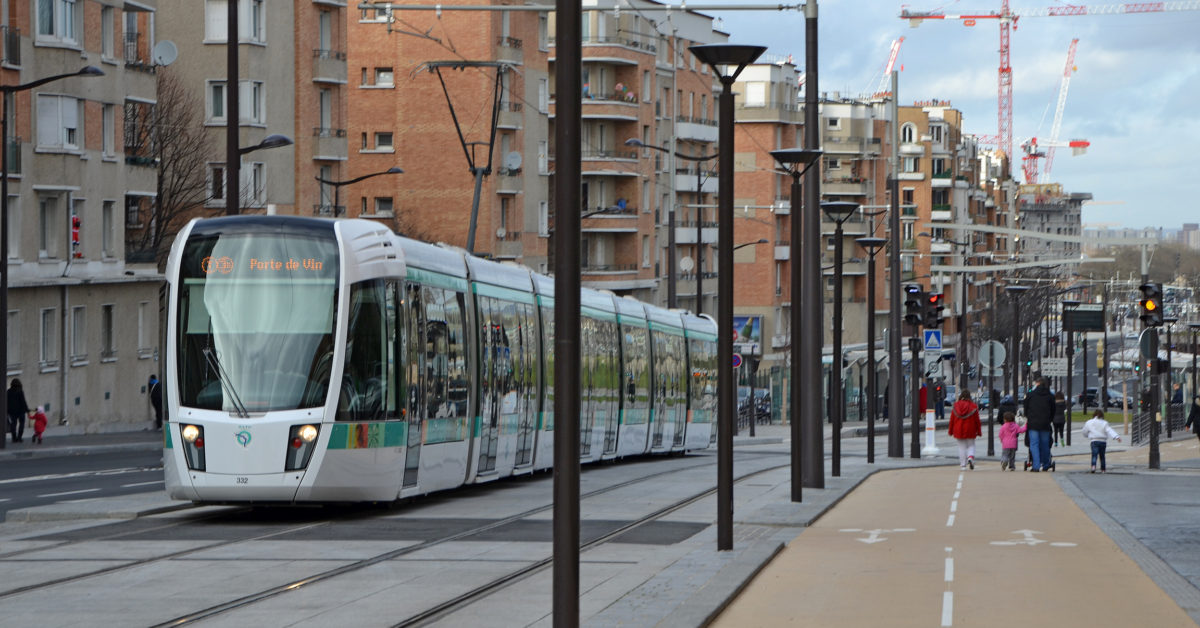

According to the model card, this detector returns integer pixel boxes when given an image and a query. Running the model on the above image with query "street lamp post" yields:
[315,167,404,217]
[1,65,104,450]
[1062,299,1079,449]
[821,202,858,477]
[1191,323,1200,404]
[228,134,294,215]
[1165,315,1178,437]
[691,43,765,551]
[856,236,888,464]
[770,148,822,502]
[624,138,717,310]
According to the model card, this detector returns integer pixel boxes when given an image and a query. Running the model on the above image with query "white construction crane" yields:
[870,37,904,98]
[1020,38,1088,184]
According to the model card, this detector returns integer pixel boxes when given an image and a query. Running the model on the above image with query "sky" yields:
[702,0,1200,229]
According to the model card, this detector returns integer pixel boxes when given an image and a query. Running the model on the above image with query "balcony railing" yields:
[2,25,19,66]
[582,263,637,272]
[497,36,523,49]
[676,115,717,127]
[581,148,636,160]
[313,204,345,217]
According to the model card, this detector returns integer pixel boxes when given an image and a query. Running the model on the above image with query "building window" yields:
[374,67,394,87]
[902,157,919,173]
[36,95,82,151]
[538,15,548,50]
[207,165,225,206]
[240,80,264,124]
[71,306,86,363]
[745,82,766,108]
[374,197,394,216]
[38,194,61,259]
[826,158,840,170]
[37,0,79,44]
[827,117,841,129]
[538,78,549,112]
[901,122,916,144]
[138,301,151,357]
[642,235,650,268]
[101,6,115,58]
[205,0,265,43]
[40,308,57,370]
[6,195,20,260]
[207,81,226,122]
[7,310,18,371]
[102,104,116,157]
[101,304,115,360]
[930,124,944,145]
[375,132,393,151]
[242,162,265,206]
[102,201,115,257]
[538,200,549,237]
[931,158,947,175]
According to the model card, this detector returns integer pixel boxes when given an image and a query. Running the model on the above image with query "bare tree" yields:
[126,68,217,269]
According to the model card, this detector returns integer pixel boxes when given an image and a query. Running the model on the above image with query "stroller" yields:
[1021,412,1056,472]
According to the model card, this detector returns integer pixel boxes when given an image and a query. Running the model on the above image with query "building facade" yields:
[4,0,163,431]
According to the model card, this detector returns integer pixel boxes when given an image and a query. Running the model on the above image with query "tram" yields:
[163,216,717,504]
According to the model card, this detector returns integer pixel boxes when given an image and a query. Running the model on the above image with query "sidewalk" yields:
[0,422,163,460]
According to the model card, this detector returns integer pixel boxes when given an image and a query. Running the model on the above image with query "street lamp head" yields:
[385,167,404,175]
[624,138,647,148]
[856,237,888,255]
[240,134,294,155]
[821,201,859,222]
[78,66,105,77]
[689,44,767,82]
[770,148,822,172]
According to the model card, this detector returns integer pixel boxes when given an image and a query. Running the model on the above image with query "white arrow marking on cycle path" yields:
[990,529,1077,547]
[839,528,916,544]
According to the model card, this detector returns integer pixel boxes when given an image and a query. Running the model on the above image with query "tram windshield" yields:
[177,230,340,413]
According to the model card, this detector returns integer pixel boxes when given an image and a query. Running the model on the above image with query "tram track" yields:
[141,451,786,627]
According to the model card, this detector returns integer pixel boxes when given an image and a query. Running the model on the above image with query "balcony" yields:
[899,142,924,156]
[582,263,638,274]
[313,49,347,83]
[674,168,718,194]
[312,127,348,161]
[496,36,523,63]
[498,101,523,129]
[496,169,523,192]
[774,244,790,260]
[735,101,802,124]
[823,176,869,196]
[930,209,953,222]
[675,222,718,244]
[581,94,639,120]
[676,116,718,142]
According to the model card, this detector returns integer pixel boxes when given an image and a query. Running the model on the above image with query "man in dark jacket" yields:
[1023,377,1056,471]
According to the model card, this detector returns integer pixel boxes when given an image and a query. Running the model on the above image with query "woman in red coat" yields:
[948,390,982,470]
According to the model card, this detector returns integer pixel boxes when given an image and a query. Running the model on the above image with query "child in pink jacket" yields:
[997,411,1025,471]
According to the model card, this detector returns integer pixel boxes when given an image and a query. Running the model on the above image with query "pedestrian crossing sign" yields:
[923,330,942,352]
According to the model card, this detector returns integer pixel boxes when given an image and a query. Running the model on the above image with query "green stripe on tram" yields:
[328,422,408,449]
[406,267,469,292]
[472,282,536,303]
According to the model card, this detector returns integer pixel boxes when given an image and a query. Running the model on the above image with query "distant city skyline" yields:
[704,0,1199,230]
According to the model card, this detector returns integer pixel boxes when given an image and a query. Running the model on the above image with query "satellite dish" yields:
[503,151,522,172]
[152,41,178,66]
[679,256,695,272]
[496,227,507,239]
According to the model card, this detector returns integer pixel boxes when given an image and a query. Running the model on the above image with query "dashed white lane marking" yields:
[950,500,958,513]
[946,514,955,527]
[945,557,954,582]
[942,592,954,626]
[953,490,960,499]
[121,480,163,488]
[38,488,100,498]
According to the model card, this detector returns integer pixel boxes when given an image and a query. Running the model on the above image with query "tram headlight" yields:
[179,424,206,472]
[285,424,321,471]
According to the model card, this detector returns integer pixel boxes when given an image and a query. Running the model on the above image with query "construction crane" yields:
[1020,38,1089,184]
[869,37,904,98]
[901,1,1200,168]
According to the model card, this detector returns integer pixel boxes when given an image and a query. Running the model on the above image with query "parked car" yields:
[1077,387,1128,409]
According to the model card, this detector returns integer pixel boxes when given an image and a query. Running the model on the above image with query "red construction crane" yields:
[901,1,1200,168]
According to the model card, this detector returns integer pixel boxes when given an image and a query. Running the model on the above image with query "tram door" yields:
[513,302,536,467]
[477,299,503,473]
[403,284,424,488]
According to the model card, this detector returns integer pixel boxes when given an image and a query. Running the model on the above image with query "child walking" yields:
[948,390,982,470]
[30,406,47,444]
[1081,409,1121,473]
[997,412,1026,471]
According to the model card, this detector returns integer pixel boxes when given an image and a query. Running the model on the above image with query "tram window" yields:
[336,280,395,421]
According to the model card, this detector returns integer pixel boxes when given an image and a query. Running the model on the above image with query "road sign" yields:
[923,330,942,352]
[979,340,1006,368]
[924,354,943,379]
[1064,304,1105,332]
[732,354,742,368]
[1041,357,1068,377]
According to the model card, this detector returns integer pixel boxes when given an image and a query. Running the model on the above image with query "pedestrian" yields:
[30,405,47,444]
[948,390,981,470]
[1172,383,1184,405]
[998,412,1026,471]
[1183,397,1200,448]
[1022,377,1056,472]
[1052,390,1067,447]
[934,381,946,421]
[149,374,163,430]
[1081,409,1121,473]
[7,378,30,444]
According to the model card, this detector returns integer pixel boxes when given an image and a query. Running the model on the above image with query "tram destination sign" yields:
[1063,304,1104,332]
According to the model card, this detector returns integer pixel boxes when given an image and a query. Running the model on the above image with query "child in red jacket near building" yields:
[948,391,982,470]
[30,406,47,444]
[998,412,1026,471]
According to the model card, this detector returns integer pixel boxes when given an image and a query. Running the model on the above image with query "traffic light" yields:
[1139,282,1164,327]
[924,293,945,327]
[904,285,926,326]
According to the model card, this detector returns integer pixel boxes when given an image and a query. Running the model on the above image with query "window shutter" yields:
[36,95,59,147]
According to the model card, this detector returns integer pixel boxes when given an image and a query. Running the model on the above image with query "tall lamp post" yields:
[1,65,104,451]
[770,148,822,502]
[1063,299,1079,448]
[1165,315,1178,437]
[856,236,888,464]
[315,167,403,217]
[624,138,717,310]
[691,43,765,551]
[821,201,858,477]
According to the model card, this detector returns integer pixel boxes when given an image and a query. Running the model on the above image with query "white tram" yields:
[163,216,717,504]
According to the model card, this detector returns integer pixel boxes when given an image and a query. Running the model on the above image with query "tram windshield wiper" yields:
[202,347,250,418]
